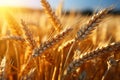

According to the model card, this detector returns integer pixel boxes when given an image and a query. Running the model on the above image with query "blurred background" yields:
[0,0,120,11]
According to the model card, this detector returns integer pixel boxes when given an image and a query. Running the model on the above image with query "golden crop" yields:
[0,0,120,80]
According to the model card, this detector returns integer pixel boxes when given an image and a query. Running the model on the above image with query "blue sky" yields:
[63,0,120,10]
[0,0,120,10]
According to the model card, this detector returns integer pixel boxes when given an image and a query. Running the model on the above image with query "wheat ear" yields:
[76,7,113,40]
[41,0,62,32]
[21,20,36,49]
[32,28,73,57]
[0,56,6,79]
[64,42,120,77]
[0,36,25,42]
[5,12,22,36]
[63,7,113,71]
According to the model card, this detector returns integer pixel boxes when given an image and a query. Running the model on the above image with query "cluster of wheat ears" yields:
[0,0,120,80]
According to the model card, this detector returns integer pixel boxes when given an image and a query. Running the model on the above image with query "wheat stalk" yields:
[63,42,120,77]
[32,28,73,57]
[41,0,62,32]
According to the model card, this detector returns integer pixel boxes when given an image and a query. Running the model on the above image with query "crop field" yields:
[0,0,120,80]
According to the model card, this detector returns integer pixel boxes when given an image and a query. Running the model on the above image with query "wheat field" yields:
[0,0,120,80]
